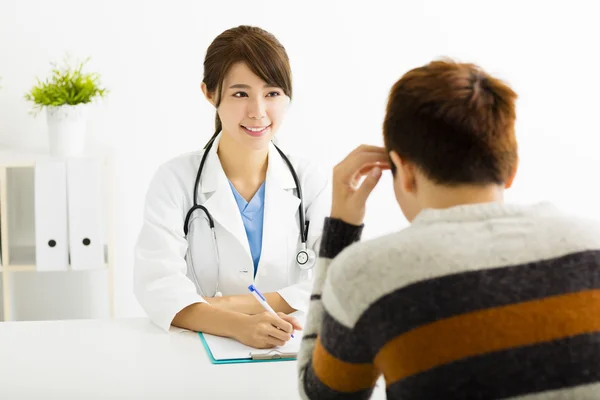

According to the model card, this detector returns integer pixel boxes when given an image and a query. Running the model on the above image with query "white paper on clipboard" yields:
[202,311,306,361]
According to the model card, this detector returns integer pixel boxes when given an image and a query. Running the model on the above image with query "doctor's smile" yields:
[241,124,271,137]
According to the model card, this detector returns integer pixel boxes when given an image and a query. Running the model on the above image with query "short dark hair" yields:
[383,59,518,185]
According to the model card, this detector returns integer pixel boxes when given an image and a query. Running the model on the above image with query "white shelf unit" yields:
[0,149,115,321]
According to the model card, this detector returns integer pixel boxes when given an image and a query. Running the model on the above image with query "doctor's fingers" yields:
[264,324,292,343]
[258,311,294,333]
[261,312,294,333]
[277,312,303,331]
[263,334,287,348]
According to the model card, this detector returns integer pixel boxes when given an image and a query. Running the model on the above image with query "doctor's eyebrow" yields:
[227,83,281,89]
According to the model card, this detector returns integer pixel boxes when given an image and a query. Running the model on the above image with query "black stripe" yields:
[320,311,373,363]
[353,250,600,353]
[310,294,322,301]
[387,331,600,400]
[302,333,317,341]
[303,363,375,400]
[318,217,363,259]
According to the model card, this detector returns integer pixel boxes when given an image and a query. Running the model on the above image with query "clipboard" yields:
[198,311,305,365]
[198,333,298,364]
[250,350,297,360]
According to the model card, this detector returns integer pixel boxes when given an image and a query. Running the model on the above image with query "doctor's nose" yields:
[247,98,266,120]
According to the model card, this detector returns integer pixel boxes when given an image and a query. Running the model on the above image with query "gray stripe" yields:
[516,382,600,399]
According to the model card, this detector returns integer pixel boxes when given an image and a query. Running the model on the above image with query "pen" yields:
[248,284,294,338]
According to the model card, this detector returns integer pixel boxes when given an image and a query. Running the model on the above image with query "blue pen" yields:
[248,284,294,338]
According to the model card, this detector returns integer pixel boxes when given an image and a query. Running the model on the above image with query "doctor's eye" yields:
[233,92,249,98]
[266,91,282,97]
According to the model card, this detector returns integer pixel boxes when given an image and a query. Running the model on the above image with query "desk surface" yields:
[0,318,386,399]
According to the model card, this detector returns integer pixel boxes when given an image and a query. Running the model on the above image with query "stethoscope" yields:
[182,135,316,297]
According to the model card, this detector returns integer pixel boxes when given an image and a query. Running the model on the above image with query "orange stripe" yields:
[312,337,380,393]
[375,289,600,385]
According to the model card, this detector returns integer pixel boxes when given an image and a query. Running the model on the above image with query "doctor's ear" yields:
[201,82,217,107]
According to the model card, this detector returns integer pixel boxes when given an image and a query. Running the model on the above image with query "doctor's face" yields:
[215,62,290,151]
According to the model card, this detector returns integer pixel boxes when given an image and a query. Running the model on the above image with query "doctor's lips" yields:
[241,124,271,137]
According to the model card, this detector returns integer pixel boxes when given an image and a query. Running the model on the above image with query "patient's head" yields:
[383,59,519,221]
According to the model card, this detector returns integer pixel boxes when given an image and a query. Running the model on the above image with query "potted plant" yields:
[25,56,107,156]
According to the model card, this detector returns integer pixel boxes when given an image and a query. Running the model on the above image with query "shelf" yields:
[8,245,36,266]
[2,265,36,272]
[0,154,115,321]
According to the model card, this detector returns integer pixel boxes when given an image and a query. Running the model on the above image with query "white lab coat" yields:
[133,133,331,332]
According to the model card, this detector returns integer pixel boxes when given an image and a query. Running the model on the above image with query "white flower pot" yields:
[46,104,89,157]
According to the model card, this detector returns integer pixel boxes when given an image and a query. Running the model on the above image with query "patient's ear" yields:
[505,158,519,189]
[390,151,417,193]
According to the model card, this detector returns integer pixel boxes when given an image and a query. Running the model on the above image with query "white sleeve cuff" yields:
[277,280,312,313]
[151,294,208,333]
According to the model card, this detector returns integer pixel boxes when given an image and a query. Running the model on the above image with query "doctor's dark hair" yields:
[202,25,293,148]
[383,59,518,185]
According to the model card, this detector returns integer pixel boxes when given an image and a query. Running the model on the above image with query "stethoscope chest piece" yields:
[296,245,316,270]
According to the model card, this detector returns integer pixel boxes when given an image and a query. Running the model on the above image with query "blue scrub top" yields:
[228,181,266,278]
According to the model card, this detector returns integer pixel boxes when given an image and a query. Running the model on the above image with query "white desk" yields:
[0,318,387,399]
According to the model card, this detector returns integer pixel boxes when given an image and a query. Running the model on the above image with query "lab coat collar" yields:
[200,132,297,194]
[198,132,300,265]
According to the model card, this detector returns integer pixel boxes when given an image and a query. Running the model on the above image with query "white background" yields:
[0,0,598,319]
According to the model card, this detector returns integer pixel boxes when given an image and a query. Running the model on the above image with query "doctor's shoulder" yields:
[283,152,331,201]
[143,150,205,212]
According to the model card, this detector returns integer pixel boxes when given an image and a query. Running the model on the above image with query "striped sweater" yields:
[298,201,600,399]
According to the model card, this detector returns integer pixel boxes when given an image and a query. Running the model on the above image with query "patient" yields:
[298,59,600,399]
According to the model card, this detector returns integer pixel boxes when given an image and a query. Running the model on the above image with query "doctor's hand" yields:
[236,312,302,349]
[331,145,390,226]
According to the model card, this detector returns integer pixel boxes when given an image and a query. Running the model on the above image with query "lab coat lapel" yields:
[199,135,252,263]
[259,143,301,271]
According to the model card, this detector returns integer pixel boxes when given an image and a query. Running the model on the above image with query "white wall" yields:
[0,0,599,319]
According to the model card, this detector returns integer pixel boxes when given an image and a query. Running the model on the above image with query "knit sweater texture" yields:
[298,202,600,399]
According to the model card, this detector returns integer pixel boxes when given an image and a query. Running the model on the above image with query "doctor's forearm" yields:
[171,302,246,337]
[206,293,295,315]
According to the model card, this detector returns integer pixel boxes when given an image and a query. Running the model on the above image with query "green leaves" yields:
[24,56,107,115]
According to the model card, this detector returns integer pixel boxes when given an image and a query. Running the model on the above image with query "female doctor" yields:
[133,25,330,349]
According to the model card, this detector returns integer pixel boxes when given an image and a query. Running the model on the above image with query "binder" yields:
[199,311,305,364]
[34,160,69,271]
[66,157,105,270]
